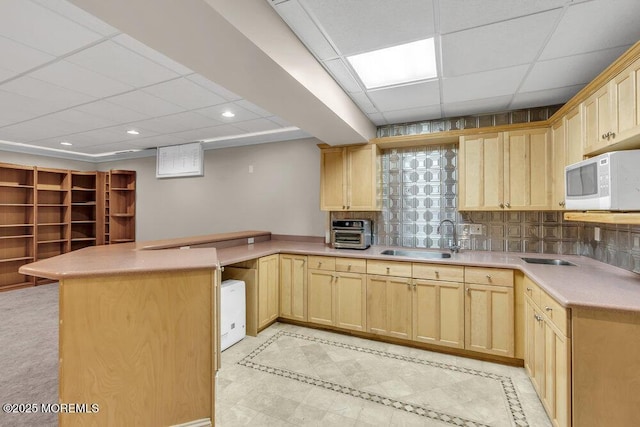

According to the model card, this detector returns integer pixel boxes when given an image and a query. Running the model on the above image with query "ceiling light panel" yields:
[347,38,437,89]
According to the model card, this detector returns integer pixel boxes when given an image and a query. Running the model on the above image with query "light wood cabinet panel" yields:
[545,321,572,427]
[335,257,366,273]
[412,263,463,282]
[551,119,567,210]
[367,259,412,277]
[279,254,307,322]
[465,283,514,357]
[465,266,514,287]
[459,129,551,211]
[334,272,366,331]
[413,279,464,349]
[565,106,584,165]
[584,84,615,154]
[458,133,504,210]
[320,144,381,211]
[258,254,279,329]
[307,269,334,326]
[366,275,412,339]
[307,255,335,271]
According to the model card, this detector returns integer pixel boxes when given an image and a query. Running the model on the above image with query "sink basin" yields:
[380,249,451,259]
[521,257,576,266]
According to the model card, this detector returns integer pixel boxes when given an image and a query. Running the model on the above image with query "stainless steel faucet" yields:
[437,219,460,253]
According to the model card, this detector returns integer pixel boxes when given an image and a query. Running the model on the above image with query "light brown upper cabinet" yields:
[320,144,381,211]
[459,129,551,211]
[584,57,640,156]
[550,106,585,210]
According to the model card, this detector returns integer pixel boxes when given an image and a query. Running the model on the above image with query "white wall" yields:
[98,138,326,241]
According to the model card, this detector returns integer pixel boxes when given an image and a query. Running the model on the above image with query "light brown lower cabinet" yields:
[279,254,307,322]
[524,278,571,427]
[258,254,279,329]
[307,256,367,332]
[366,275,413,339]
[413,279,465,349]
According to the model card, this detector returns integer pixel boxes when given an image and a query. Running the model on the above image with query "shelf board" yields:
[0,256,34,263]
[564,211,640,225]
[0,234,33,240]
[0,183,34,189]
[38,222,68,226]
[72,220,96,224]
[71,237,96,242]
[37,239,68,244]
[111,238,135,243]
[37,186,68,192]
[0,224,34,228]
[71,202,96,206]
[111,187,134,191]
[38,204,68,207]
[0,203,34,207]
[71,187,96,191]
[111,213,134,218]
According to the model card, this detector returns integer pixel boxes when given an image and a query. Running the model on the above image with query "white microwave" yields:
[565,150,640,210]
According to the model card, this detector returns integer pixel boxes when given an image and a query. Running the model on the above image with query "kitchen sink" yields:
[380,249,451,259]
[521,257,576,266]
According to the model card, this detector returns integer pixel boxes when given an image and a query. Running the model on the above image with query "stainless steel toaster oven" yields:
[331,220,372,250]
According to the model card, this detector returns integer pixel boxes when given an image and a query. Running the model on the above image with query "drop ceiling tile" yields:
[195,103,260,122]
[299,0,435,56]
[382,105,442,124]
[1,76,95,109]
[142,78,227,110]
[540,0,640,60]
[130,112,221,134]
[47,108,116,131]
[30,60,133,98]
[0,116,73,142]
[0,90,60,126]
[103,124,160,140]
[274,0,338,60]
[442,64,529,104]
[126,134,190,149]
[323,58,361,93]
[112,34,193,75]
[66,41,180,88]
[521,46,629,92]
[439,0,566,34]
[368,80,440,112]
[367,112,386,126]
[186,74,241,101]
[31,0,119,36]
[442,9,561,77]
[267,116,293,127]
[0,67,14,82]
[232,118,283,133]
[234,100,274,118]
[510,84,584,110]
[68,141,140,155]
[73,100,150,124]
[350,92,379,115]
[441,95,513,117]
[107,91,185,117]
[171,124,245,142]
[43,128,129,146]
[0,0,102,56]
[0,35,55,77]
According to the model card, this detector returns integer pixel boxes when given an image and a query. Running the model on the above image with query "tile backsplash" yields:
[332,144,640,274]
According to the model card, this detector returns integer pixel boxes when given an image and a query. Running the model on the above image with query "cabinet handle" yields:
[505,202,511,208]
[534,314,543,322]
[545,306,553,312]
[434,271,439,278]
[348,264,352,270]
[347,205,351,209]
[499,203,504,208]
[412,282,417,289]
[486,275,492,280]
[386,267,390,273]
[342,205,346,210]
[559,201,565,207]
[467,287,471,295]
[526,287,532,292]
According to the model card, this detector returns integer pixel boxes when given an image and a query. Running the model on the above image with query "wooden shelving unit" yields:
[564,211,640,225]
[109,170,136,244]
[1,164,136,291]
[0,163,35,290]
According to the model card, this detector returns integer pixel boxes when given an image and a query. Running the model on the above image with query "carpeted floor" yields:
[0,283,58,427]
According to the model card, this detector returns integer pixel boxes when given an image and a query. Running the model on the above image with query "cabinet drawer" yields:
[335,257,367,273]
[367,260,412,277]
[541,292,570,337]
[523,276,542,307]
[307,256,335,271]
[465,267,513,287]
[412,263,464,282]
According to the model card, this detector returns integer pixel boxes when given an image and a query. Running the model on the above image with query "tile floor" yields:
[215,323,552,426]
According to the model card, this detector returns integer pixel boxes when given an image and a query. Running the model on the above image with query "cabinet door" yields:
[551,120,566,210]
[320,148,346,210]
[413,279,464,349]
[504,129,551,210]
[584,84,615,154]
[346,144,380,211]
[458,133,504,210]
[366,275,412,339]
[465,283,514,357]
[334,272,366,332]
[565,106,584,166]
[280,254,307,321]
[612,58,640,143]
[366,275,388,335]
[524,298,538,385]
[307,269,335,326]
[258,255,279,329]
[544,321,572,427]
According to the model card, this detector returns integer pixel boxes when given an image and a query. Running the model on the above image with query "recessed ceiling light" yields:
[347,38,438,89]
[221,111,235,118]
[60,141,72,146]
[126,129,140,135]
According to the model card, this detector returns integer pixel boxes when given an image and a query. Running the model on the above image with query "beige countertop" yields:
[19,232,640,313]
